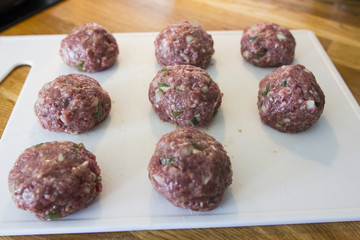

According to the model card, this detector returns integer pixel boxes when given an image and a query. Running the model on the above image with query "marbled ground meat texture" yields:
[8,141,102,221]
[154,20,214,69]
[60,22,119,73]
[241,22,296,67]
[148,65,222,127]
[148,126,232,211]
[34,74,111,134]
[257,64,325,133]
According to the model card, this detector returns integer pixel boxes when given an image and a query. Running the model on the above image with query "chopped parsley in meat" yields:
[191,117,200,126]
[76,62,86,72]
[95,105,103,120]
[253,47,267,59]
[249,36,258,42]
[46,210,60,221]
[262,83,270,96]
[173,110,184,118]
[161,157,174,165]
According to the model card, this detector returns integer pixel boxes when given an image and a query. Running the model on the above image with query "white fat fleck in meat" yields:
[83,187,90,194]
[68,50,75,59]
[283,118,291,123]
[192,148,201,154]
[59,115,67,123]
[201,75,211,82]
[153,174,165,186]
[243,50,249,59]
[276,31,287,41]
[186,35,194,43]
[161,39,168,49]
[202,175,211,185]
[201,86,208,94]
[154,90,162,102]
[305,100,315,109]
[57,153,65,162]
[22,188,34,203]
[79,161,89,168]
[261,102,267,113]
[92,97,99,107]
[179,146,192,157]
[210,145,217,150]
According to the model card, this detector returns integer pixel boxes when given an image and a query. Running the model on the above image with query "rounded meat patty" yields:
[154,20,215,69]
[8,141,102,221]
[241,22,296,67]
[34,74,111,134]
[148,65,222,127]
[257,64,325,133]
[148,126,232,211]
[60,22,119,73]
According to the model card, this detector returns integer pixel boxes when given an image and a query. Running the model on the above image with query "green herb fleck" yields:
[161,157,174,165]
[46,210,60,221]
[191,117,200,126]
[208,49,215,56]
[315,101,320,107]
[76,62,86,72]
[75,143,83,148]
[262,83,270,96]
[260,99,264,107]
[158,82,170,95]
[71,143,83,154]
[280,80,287,87]
[192,142,203,151]
[213,109,218,118]
[249,35,258,42]
[176,88,184,92]
[173,110,184,118]
[94,176,102,183]
[160,67,167,72]
[253,47,267,59]
[34,143,44,148]
[159,82,169,88]
[95,105,103,120]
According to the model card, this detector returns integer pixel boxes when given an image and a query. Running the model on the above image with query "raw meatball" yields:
[154,20,215,69]
[149,65,222,127]
[257,64,325,133]
[60,22,119,73]
[241,22,296,67]
[8,141,102,221]
[34,74,111,134]
[148,126,232,211]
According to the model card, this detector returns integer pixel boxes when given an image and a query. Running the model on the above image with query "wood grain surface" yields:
[0,0,359,239]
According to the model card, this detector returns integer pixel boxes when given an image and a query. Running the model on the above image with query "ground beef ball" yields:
[8,141,102,221]
[154,20,215,69]
[257,64,325,133]
[60,22,119,73]
[34,74,111,134]
[241,22,296,67]
[148,126,232,211]
[148,65,222,127]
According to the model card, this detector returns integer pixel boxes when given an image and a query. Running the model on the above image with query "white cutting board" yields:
[0,31,359,236]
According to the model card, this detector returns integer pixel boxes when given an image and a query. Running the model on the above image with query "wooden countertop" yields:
[0,0,359,239]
